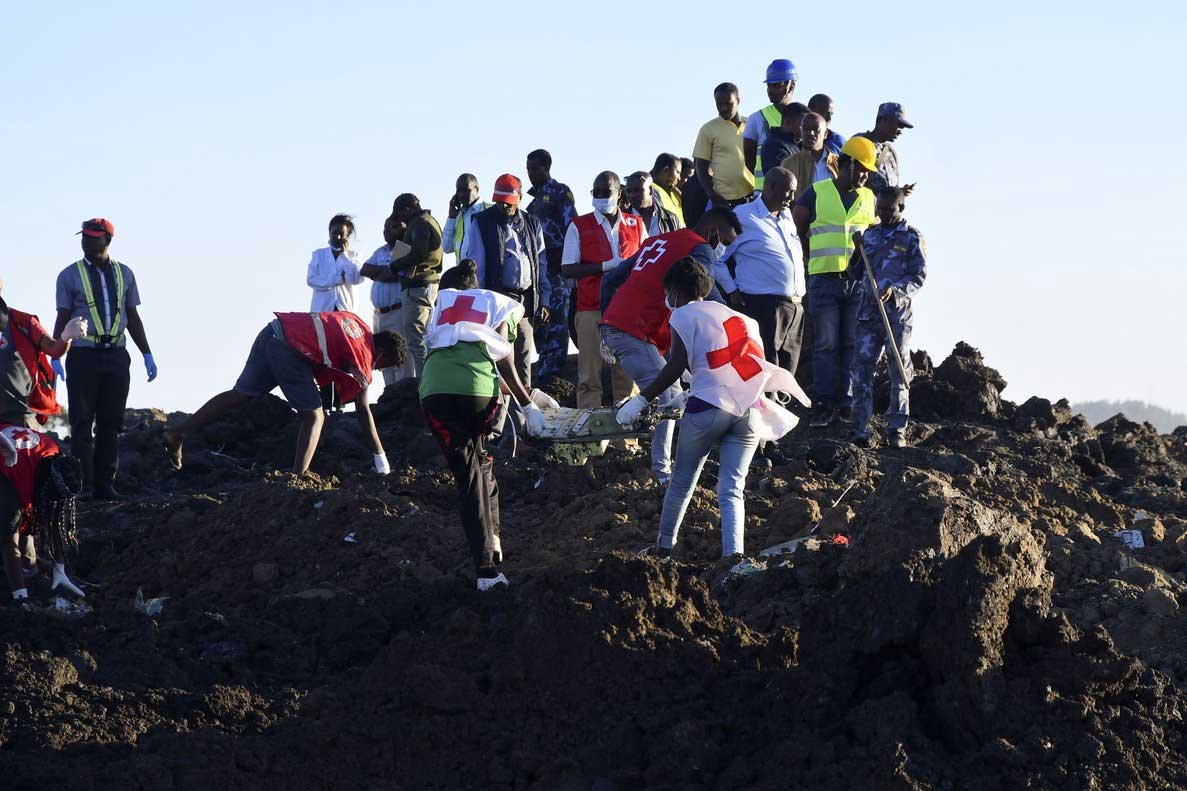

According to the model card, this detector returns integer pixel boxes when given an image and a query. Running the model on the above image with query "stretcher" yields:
[534,404,684,465]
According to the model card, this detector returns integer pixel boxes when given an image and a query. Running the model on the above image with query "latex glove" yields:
[521,402,546,436]
[144,353,158,382]
[373,453,390,475]
[615,394,649,429]
[599,340,618,365]
[0,431,16,467]
[52,563,85,599]
[600,257,622,273]
[60,316,88,342]
[51,358,66,383]
[529,388,560,410]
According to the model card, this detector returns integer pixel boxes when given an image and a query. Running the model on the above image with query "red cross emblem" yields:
[706,317,763,381]
[438,295,488,326]
[3,427,39,450]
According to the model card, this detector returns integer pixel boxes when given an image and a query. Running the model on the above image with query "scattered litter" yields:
[1116,530,1145,550]
[829,535,850,546]
[398,560,414,569]
[1119,553,1136,572]
[344,532,358,543]
[1132,509,1153,522]
[50,596,92,618]
[134,587,169,617]
[727,558,768,578]
[313,500,324,510]
[534,476,543,489]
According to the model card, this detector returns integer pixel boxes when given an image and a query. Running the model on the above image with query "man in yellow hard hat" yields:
[791,136,878,427]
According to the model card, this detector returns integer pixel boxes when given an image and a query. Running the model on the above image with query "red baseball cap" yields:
[492,174,521,205]
[77,218,115,238]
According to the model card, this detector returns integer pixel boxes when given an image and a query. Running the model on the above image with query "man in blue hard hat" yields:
[743,59,798,194]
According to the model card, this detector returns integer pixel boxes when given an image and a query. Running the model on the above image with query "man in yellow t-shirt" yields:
[692,83,754,209]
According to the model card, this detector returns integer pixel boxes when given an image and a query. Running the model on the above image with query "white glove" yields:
[601,257,622,273]
[52,563,85,599]
[60,317,88,342]
[615,394,649,429]
[529,388,560,410]
[0,431,16,467]
[373,453,390,475]
[664,389,689,410]
[521,402,546,436]
[599,340,618,365]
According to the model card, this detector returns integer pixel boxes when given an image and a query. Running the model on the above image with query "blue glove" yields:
[144,353,158,382]
[51,358,66,384]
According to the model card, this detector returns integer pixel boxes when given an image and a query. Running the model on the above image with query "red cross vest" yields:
[572,212,645,312]
[0,424,60,531]
[600,229,706,355]
[424,289,525,362]
[668,301,806,419]
[275,311,374,403]
[3,310,60,423]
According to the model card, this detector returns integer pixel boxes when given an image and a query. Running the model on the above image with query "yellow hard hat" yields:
[840,136,878,172]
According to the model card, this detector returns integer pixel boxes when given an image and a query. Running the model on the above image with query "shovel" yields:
[852,231,910,386]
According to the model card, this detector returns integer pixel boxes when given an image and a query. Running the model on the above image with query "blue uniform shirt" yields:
[366,244,401,310]
[857,221,927,320]
[526,178,577,252]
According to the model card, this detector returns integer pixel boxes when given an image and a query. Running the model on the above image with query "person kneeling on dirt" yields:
[0,424,85,602]
[419,260,556,591]
[162,311,407,476]
[616,258,809,559]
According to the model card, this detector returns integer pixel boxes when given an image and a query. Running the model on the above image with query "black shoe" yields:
[838,406,853,421]
[763,446,790,465]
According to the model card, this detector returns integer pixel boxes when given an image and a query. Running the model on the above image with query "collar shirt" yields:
[527,178,578,251]
[365,243,402,309]
[501,221,533,292]
[441,200,491,257]
[813,151,835,183]
[307,246,363,312]
[561,210,649,266]
[714,199,804,298]
[54,258,141,349]
[824,129,847,155]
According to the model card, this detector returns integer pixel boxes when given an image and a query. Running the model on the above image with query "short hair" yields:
[764,166,795,190]
[714,82,739,97]
[625,171,652,187]
[663,256,713,300]
[652,153,679,172]
[457,173,478,188]
[393,193,420,212]
[700,206,743,236]
[595,170,621,190]
[329,213,355,236]
[802,111,826,127]
[372,330,409,369]
[441,259,479,290]
[784,101,809,117]
[526,149,552,168]
[808,93,832,111]
[680,157,694,172]
[877,184,916,205]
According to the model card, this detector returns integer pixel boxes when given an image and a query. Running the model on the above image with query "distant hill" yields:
[1072,400,1187,433]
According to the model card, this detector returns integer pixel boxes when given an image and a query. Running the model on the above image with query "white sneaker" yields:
[477,573,510,592]
[52,564,86,599]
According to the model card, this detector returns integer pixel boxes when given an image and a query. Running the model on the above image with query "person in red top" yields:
[162,312,407,476]
[598,208,741,482]
[0,288,88,429]
[560,171,647,409]
[0,424,85,603]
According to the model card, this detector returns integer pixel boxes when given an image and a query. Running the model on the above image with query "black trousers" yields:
[421,394,501,574]
[741,293,805,375]
[66,347,130,490]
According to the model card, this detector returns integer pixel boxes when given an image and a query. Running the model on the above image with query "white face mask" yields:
[664,293,675,310]
[714,242,727,259]
[591,197,618,215]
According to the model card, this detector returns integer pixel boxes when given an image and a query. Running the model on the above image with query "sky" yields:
[1,1,1184,415]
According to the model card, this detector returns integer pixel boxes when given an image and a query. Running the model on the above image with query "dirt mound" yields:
[5,342,1187,789]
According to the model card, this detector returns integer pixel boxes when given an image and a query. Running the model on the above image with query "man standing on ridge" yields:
[441,174,490,264]
[626,171,680,236]
[743,58,798,193]
[855,102,913,192]
[781,111,839,200]
[383,194,443,376]
[693,83,753,209]
[54,218,156,500]
[808,94,847,155]
[649,154,685,227]
[524,149,577,382]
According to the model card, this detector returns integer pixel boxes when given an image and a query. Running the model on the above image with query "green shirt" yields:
[418,322,518,399]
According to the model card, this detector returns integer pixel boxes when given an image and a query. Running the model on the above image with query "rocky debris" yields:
[4,342,1187,789]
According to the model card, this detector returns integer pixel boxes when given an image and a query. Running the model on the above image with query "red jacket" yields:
[275,312,374,402]
[0,424,60,532]
[600,229,707,354]
[4,310,59,422]
[572,212,645,312]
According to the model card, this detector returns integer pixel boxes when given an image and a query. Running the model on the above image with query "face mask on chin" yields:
[714,242,727,259]
[664,293,675,310]
[591,197,618,215]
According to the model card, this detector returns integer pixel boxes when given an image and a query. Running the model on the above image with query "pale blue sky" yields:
[2,1,1184,415]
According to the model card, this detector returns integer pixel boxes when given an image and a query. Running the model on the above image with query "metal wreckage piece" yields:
[535,404,684,465]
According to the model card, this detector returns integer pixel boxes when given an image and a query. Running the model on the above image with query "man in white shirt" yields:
[363,215,416,385]
[713,167,805,375]
[306,214,363,312]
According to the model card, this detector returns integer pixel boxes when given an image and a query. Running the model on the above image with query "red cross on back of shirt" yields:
[706,317,763,381]
[10,430,30,443]
[438,295,488,326]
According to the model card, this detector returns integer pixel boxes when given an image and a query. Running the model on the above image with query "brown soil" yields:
[2,345,1187,790]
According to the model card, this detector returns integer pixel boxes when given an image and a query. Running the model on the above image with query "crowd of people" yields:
[0,58,929,596]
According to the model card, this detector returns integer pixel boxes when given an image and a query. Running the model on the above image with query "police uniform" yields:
[850,221,927,440]
[525,178,576,379]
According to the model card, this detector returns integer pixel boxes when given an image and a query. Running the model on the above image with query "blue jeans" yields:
[599,325,680,477]
[809,275,862,411]
[657,406,760,556]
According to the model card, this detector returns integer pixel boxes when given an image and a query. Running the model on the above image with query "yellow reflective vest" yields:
[752,104,784,190]
[807,179,876,275]
[74,259,126,344]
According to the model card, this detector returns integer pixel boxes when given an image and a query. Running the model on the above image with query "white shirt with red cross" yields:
[424,289,525,362]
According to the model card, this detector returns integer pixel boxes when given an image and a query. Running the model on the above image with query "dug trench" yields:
[2,343,1187,790]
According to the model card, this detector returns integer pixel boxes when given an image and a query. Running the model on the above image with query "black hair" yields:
[652,153,679,172]
[714,82,738,97]
[877,183,916,206]
[526,149,552,169]
[808,93,832,111]
[329,213,356,236]
[625,171,651,187]
[699,207,743,236]
[392,193,420,212]
[457,173,478,189]
[441,259,479,290]
[595,170,621,190]
[663,256,713,300]
[783,101,809,118]
[372,330,409,369]
[680,157,694,171]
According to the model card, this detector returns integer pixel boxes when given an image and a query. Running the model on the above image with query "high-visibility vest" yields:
[74,259,126,345]
[452,201,491,257]
[752,104,785,191]
[807,179,876,275]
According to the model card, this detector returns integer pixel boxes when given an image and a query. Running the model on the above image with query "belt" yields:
[376,303,402,314]
[812,271,851,280]
[497,289,527,303]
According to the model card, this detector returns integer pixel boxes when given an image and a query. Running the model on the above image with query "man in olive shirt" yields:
[692,82,754,209]
[363,194,443,375]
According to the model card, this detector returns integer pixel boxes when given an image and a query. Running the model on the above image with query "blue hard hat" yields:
[765,59,798,84]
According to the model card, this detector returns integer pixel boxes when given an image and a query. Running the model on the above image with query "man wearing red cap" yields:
[53,219,155,500]
[460,174,550,387]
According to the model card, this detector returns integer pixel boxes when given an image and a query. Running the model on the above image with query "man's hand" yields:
[60,317,88,342]
[447,194,463,219]
[144,353,158,382]
[880,286,895,303]
[537,305,550,324]
[727,291,747,311]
